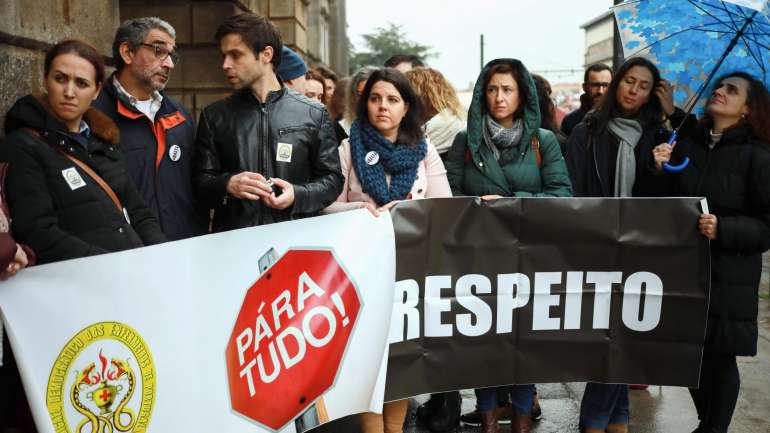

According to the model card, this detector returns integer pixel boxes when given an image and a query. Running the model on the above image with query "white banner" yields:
[0,210,395,433]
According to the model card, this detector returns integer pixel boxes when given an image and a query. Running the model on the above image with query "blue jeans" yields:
[580,383,629,429]
[475,385,535,416]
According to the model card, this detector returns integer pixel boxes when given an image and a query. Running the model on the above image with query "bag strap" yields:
[23,128,123,213]
[531,132,542,168]
[0,162,9,218]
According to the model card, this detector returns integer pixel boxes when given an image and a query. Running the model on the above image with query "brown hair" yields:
[706,72,770,144]
[328,77,349,121]
[305,70,327,102]
[312,65,338,83]
[482,62,530,120]
[405,67,464,123]
[215,13,283,70]
[357,68,425,146]
[44,39,106,86]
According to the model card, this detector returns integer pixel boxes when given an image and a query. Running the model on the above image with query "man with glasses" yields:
[94,17,205,240]
[561,63,613,137]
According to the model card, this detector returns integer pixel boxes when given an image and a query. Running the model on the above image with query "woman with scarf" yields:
[405,67,466,159]
[323,67,450,433]
[565,56,676,433]
[653,72,770,433]
[444,59,571,433]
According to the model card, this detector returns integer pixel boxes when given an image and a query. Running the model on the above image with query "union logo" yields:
[47,322,155,433]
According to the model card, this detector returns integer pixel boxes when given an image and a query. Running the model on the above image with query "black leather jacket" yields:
[192,87,343,232]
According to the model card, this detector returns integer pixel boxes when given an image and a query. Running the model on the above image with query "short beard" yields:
[134,67,167,93]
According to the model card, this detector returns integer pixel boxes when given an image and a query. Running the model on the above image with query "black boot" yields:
[416,393,444,426]
[426,391,461,432]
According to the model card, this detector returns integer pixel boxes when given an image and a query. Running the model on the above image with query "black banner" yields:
[386,197,709,400]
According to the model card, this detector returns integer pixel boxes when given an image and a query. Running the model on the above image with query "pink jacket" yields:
[324,139,452,213]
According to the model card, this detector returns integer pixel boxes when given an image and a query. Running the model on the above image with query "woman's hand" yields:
[480,195,503,201]
[652,142,675,172]
[1,244,29,280]
[376,201,400,213]
[699,213,718,240]
[360,202,380,217]
[655,79,676,118]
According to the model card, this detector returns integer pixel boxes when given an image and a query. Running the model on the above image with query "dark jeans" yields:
[579,383,629,429]
[475,385,535,416]
[689,352,740,433]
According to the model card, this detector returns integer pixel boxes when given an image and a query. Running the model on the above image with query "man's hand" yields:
[226,172,272,201]
[263,177,295,210]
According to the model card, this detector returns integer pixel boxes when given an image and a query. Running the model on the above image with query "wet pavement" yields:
[317,254,770,433]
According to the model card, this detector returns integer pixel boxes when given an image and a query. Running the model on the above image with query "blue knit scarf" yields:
[349,120,427,207]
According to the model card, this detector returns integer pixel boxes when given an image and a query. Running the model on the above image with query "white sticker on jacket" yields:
[276,142,293,163]
[61,167,86,190]
[168,144,181,162]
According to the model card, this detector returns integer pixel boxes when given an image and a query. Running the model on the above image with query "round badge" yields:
[168,144,181,162]
[365,151,380,166]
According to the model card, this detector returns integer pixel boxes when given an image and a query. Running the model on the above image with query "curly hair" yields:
[405,67,464,123]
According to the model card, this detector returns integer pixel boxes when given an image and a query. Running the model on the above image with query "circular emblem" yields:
[47,322,156,433]
[365,151,380,166]
[168,144,181,162]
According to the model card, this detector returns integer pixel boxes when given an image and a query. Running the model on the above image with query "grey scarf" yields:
[483,114,524,161]
[608,117,643,197]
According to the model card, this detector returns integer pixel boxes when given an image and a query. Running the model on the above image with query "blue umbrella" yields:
[614,0,769,172]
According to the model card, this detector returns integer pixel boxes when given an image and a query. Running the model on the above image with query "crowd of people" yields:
[0,11,769,433]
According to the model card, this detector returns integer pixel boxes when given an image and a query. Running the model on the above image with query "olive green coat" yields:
[446,59,572,197]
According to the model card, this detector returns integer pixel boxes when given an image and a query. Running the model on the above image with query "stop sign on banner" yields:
[225,249,362,430]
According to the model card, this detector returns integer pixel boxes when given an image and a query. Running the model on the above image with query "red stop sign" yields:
[226,249,361,430]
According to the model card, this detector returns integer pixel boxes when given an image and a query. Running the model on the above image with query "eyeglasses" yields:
[139,43,180,63]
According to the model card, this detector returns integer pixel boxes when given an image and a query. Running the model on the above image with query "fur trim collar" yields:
[33,93,120,145]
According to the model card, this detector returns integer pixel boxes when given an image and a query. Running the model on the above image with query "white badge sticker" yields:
[61,167,86,190]
[168,144,181,162]
[276,142,293,163]
[365,151,380,165]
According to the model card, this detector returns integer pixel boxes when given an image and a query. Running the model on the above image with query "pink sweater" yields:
[324,139,452,213]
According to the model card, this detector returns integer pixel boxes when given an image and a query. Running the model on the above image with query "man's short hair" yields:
[384,54,424,68]
[112,17,176,71]
[583,63,613,83]
[215,13,283,70]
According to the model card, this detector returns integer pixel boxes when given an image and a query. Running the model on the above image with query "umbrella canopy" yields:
[614,0,769,114]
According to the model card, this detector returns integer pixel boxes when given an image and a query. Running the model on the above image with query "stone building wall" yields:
[0,0,120,137]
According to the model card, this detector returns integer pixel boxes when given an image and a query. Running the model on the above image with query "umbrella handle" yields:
[662,131,689,173]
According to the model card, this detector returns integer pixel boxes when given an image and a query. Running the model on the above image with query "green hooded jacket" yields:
[445,59,572,197]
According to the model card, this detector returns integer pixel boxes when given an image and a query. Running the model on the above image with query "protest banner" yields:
[385,197,710,400]
[0,210,395,433]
